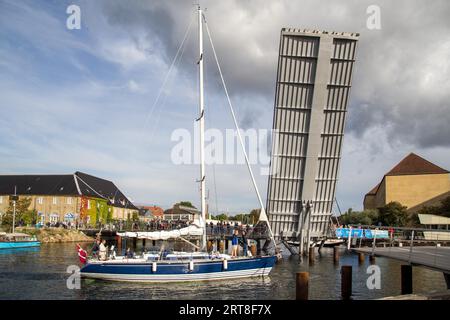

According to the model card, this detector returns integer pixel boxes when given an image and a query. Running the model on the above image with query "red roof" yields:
[386,153,448,176]
[142,206,164,217]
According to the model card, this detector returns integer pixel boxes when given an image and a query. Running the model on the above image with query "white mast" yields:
[197,6,207,250]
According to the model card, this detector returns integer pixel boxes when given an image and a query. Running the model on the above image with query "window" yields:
[50,214,58,223]
[67,197,72,205]
[37,197,43,205]
[53,197,57,205]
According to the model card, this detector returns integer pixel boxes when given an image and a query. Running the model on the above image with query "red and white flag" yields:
[76,243,87,264]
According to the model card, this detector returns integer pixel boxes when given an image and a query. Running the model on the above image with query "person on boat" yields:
[231,229,239,258]
[240,231,248,257]
[91,239,100,258]
[125,248,134,259]
[99,240,107,261]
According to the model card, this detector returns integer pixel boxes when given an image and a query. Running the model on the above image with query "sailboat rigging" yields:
[79,7,278,282]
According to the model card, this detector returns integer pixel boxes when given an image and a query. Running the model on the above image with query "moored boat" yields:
[0,232,41,250]
[80,253,276,282]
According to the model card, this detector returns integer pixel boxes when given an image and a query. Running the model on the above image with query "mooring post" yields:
[333,246,339,264]
[358,252,365,264]
[296,272,309,300]
[401,265,413,295]
[116,235,122,254]
[409,230,415,264]
[341,266,352,300]
[309,248,314,265]
[444,273,450,290]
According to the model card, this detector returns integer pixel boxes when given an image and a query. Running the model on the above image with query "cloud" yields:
[1,0,450,212]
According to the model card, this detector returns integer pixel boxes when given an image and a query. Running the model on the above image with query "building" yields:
[364,153,450,211]
[163,205,200,221]
[0,172,138,226]
[138,205,164,221]
[266,28,359,241]
[418,214,450,241]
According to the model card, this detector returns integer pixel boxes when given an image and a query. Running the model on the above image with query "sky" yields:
[1,0,449,214]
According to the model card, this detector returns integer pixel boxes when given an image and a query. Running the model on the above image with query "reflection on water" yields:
[0,243,447,300]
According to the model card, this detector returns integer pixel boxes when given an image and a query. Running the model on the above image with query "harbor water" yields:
[0,242,447,300]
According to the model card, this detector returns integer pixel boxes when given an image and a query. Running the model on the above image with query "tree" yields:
[175,201,196,209]
[417,196,450,219]
[1,197,37,231]
[340,209,378,226]
[213,213,228,221]
[378,202,408,227]
[249,209,261,225]
[438,196,450,217]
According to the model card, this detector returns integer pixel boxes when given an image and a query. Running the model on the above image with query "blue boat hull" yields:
[0,241,41,250]
[80,256,277,282]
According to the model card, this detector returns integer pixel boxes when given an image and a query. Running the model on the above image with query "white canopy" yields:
[117,223,204,240]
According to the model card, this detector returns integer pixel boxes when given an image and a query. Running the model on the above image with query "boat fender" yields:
[152,262,157,273]
[189,260,194,271]
[223,258,228,270]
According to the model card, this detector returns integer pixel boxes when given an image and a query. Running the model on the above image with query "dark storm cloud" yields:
[98,0,450,148]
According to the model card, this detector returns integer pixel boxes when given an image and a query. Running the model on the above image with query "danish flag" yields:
[76,243,87,264]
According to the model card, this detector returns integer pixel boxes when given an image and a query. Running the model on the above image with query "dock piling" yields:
[309,248,314,265]
[341,266,352,300]
[358,252,365,264]
[333,246,339,264]
[296,272,309,300]
[401,265,413,295]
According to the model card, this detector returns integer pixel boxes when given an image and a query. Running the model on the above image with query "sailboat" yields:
[79,7,278,282]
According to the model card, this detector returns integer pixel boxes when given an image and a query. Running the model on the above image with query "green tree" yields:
[406,211,421,228]
[438,196,450,217]
[340,209,378,226]
[132,211,139,221]
[378,202,408,227]
[175,201,196,209]
[1,197,37,231]
[249,209,261,224]
[416,196,450,219]
[213,213,228,221]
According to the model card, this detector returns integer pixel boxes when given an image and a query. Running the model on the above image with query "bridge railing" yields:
[347,225,450,271]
